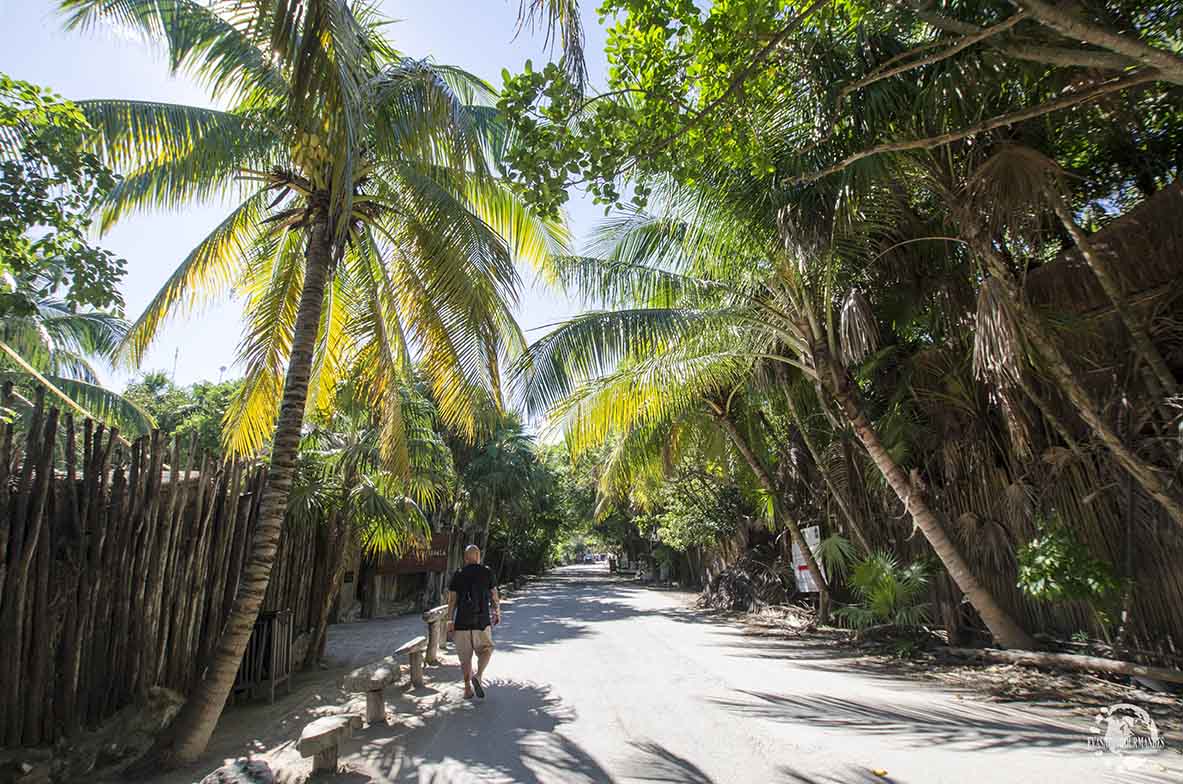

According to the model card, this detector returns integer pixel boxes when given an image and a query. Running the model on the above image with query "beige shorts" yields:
[454,626,494,660]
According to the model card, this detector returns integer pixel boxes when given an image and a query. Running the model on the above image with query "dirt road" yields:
[340,565,1178,784]
[161,565,1180,783]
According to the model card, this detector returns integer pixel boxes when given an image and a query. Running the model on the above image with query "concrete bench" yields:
[421,605,449,665]
[395,635,428,688]
[343,657,400,725]
[297,714,361,775]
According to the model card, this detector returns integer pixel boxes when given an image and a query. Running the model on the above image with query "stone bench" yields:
[343,656,400,725]
[297,714,361,775]
[421,604,449,665]
[395,635,428,688]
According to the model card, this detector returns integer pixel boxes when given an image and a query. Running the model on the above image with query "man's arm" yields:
[446,590,457,633]
[491,587,501,625]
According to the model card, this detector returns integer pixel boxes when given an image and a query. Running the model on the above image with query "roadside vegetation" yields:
[500,0,1183,676]
[2,0,1182,771]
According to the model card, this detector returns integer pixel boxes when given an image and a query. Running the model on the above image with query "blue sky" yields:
[0,0,608,389]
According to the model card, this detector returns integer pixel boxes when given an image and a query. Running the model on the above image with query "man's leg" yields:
[456,631,475,697]
[474,627,494,680]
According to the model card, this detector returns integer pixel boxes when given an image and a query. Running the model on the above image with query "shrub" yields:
[835,551,931,631]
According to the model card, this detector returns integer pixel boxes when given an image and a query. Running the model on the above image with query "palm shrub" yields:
[836,551,931,633]
[457,415,537,552]
[58,0,564,760]
[816,533,857,582]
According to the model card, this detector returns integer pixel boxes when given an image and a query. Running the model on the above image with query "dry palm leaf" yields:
[839,288,879,366]
[974,277,1027,387]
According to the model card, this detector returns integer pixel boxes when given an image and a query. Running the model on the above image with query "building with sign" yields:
[348,533,453,619]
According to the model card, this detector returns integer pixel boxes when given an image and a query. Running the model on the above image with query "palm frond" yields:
[120,188,270,366]
[515,0,587,92]
[350,473,432,556]
[512,308,733,417]
[59,0,287,100]
[42,375,155,435]
[222,226,306,455]
[972,276,1027,387]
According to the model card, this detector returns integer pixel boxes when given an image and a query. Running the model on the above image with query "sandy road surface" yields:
[156,564,1180,783]
[339,565,1179,784]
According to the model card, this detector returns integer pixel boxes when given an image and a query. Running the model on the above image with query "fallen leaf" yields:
[872,769,889,778]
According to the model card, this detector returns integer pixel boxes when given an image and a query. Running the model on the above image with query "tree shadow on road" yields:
[704,628,866,663]
[495,579,652,653]
[354,679,613,783]
[708,690,1083,753]
[619,741,717,783]
[776,765,908,783]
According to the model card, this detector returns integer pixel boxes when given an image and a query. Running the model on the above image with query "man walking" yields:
[447,545,500,699]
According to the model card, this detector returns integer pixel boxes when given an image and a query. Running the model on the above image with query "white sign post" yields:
[790,525,825,593]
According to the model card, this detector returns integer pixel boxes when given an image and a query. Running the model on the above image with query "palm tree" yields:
[294,380,452,666]
[59,0,564,760]
[517,242,836,615]
[0,279,152,433]
[514,186,1035,649]
[466,417,538,551]
[932,152,1183,531]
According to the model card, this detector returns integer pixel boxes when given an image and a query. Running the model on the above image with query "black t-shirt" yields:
[449,564,495,630]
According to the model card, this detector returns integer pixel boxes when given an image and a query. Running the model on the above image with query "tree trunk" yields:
[305,509,349,670]
[165,218,334,763]
[946,646,1183,684]
[781,381,871,552]
[956,211,1183,531]
[307,461,359,669]
[1049,194,1176,396]
[817,356,1036,649]
[709,403,831,621]
[478,506,494,552]
[1016,0,1183,85]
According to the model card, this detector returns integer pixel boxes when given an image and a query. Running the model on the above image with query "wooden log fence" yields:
[0,391,331,748]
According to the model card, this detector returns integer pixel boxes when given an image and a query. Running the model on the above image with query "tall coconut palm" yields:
[58,0,565,760]
[514,184,1035,649]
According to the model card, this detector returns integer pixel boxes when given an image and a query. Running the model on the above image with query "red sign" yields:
[377,533,451,575]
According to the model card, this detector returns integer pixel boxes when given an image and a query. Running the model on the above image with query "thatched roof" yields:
[1026,181,1183,316]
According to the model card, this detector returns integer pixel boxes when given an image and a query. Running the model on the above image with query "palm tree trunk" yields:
[956,212,1183,531]
[305,510,349,669]
[166,219,334,763]
[306,461,360,668]
[478,506,494,552]
[816,354,1036,649]
[709,402,831,621]
[780,381,871,552]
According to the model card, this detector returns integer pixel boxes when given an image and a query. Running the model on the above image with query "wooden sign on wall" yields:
[377,533,451,575]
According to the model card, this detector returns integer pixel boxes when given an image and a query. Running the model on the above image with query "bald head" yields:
[464,545,481,564]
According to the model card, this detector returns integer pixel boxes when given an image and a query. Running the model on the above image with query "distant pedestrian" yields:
[447,545,500,699]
